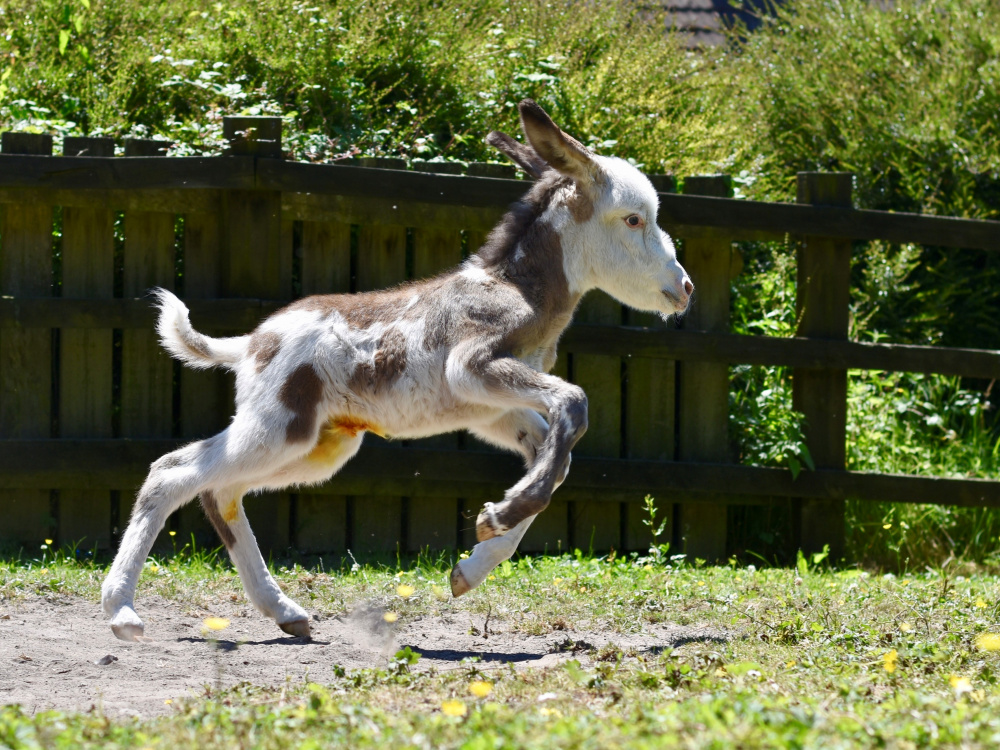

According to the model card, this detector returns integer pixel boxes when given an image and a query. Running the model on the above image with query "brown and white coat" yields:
[101,101,693,641]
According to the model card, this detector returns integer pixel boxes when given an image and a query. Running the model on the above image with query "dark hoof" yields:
[279,619,311,639]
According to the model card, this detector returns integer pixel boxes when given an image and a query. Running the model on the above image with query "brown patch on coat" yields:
[348,328,408,395]
[200,490,236,548]
[248,330,282,372]
[279,363,324,443]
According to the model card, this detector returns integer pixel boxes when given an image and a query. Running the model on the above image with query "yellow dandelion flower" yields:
[488,575,495,581]
[974,633,1000,651]
[441,700,467,717]
[643,564,653,571]
[539,707,562,717]
[432,584,448,601]
[164,699,172,705]
[882,649,898,674]
[149,565,159,574]
[44,539,53,545]
[553,578,563,585]
[949,675,973,696]
[202,617,230,632]
[975,598,987,609]
[785,660,797,669]
[459,552,470,560]
[883,523,892,530]
[169,531,177,537]
[383,612,398,623]
[39,568,48,575]
[396,584,415,599]
[469,680,493,698]
[899,622,913,633]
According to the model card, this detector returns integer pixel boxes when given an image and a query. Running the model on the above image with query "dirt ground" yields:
[0,595,726,717]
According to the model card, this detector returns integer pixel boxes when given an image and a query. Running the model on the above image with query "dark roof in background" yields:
[659,0,780,46]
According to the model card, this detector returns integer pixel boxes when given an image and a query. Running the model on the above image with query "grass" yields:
[4,547,1000,747]
[2,0,1000,562]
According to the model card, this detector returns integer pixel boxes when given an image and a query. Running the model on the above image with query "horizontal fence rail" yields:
[1,117,999,561]
[3,300,999,380]
[3,155,999,249]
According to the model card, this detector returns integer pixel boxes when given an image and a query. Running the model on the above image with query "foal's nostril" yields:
[683,279,694,296]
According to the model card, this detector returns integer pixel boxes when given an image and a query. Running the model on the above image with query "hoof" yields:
[450,564,472,597]
[279,619,312,640]
[475,503,506,542]
[110,607,145,642]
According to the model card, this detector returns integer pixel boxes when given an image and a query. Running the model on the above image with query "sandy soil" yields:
[0,595,726,717]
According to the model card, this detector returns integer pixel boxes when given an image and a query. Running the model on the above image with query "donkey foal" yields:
[101,100,693,641]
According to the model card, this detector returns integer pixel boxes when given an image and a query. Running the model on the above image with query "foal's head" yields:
[489,101,693,321]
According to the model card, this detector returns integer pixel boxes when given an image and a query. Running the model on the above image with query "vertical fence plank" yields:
[407,225,464,551]
[352,174,408,555]
[569,291,623,553]
[624,175,677,551]
[0,133,54,546]
[119,139,177,548]
[221,117,292,554]
[676,175,733,562]
[174,208,227,548]
[59,136,115,549]
[295,217,352,554]
[793,172,853,561]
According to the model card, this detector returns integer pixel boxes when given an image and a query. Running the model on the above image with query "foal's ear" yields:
[518,100,597,185]
[485,131,547,179]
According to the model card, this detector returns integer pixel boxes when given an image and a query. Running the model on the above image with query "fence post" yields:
[0,132,54,546]
[793,172,853,560]
[623,174,678,551]
[118,137,178,549]
[676,175,734,562]
[351,157,408,555]
[220,116,293,553]
[59,136,116,549]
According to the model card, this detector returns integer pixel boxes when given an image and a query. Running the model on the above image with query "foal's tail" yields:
[152,288,249,370]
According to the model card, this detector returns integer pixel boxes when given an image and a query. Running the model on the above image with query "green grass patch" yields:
[4,550,1000,747]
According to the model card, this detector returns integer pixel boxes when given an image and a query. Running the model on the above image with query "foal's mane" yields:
[474,170,571,269]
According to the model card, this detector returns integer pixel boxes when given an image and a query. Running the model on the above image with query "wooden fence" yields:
[2,116,999,561]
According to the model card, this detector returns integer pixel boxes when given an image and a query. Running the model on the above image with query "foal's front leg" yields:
[448,350,588,542]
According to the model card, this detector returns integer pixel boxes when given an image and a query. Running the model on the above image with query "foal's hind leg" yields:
[102,426,307,641]
[102,439,216,641]
[200,489,311,637]
[200,429,365,639]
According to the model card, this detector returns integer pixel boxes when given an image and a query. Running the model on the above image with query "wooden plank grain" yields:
[5,440,1000,509]
[792,173,853,560]
[58,197,115,550]
[6,300,1000,379]
[0,133,54,546]
[569,290,623,553]
[675,176,733,562]
[221,173,293,552]
[0,154,998,249]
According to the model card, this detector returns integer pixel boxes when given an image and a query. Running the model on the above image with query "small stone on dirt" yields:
[95,654,118,666]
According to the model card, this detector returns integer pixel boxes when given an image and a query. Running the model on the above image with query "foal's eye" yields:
[624,214,644,229]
